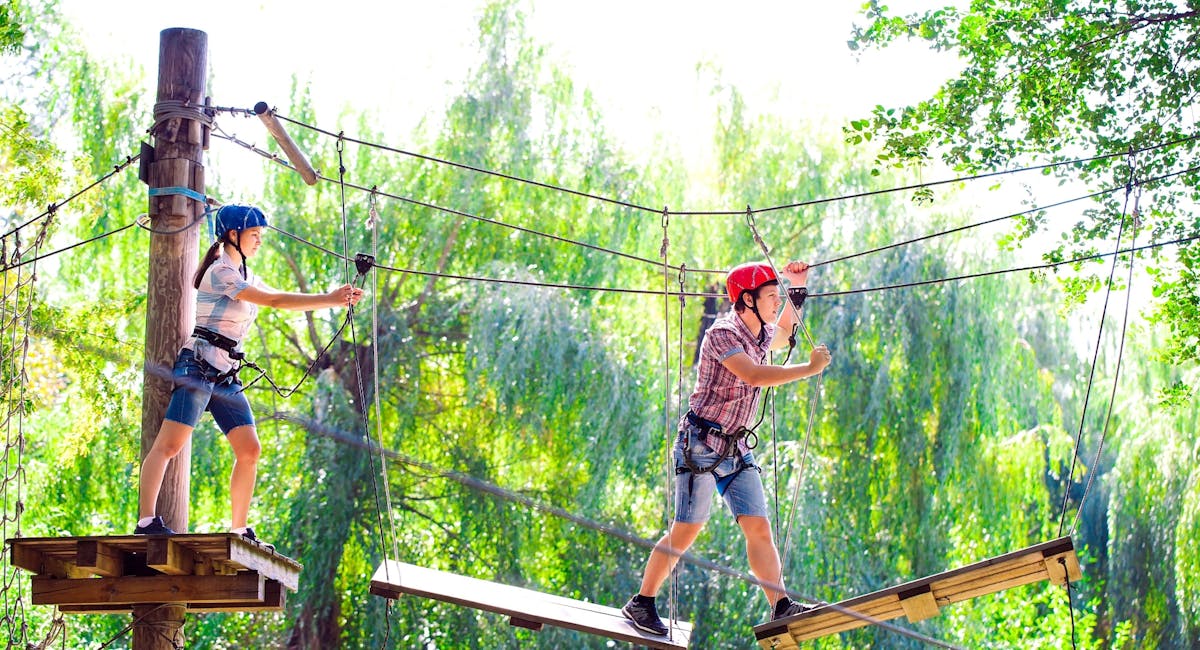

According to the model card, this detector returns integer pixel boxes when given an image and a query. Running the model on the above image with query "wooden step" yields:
[370,559,691,649]
[753,536,1081,648]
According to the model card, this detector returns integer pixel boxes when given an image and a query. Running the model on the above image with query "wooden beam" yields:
[371,560,691,650]
[76,541,124,578]
[897,584,939,622]
[253,102,318,185]
[189,579,285,612]
[146,538,195,576]
[32,572,263,606]
[56,579,285,614]
[11,545,90,579]
[509,616,544,631]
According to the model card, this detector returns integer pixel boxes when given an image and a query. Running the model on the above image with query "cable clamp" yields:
[788,286,808,310]
[355,253,376,277]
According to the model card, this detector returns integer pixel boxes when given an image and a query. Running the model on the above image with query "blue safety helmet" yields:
[214,204,268,242]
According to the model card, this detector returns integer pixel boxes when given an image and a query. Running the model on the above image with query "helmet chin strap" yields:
[746,297,769,346]
[227,232,249,280]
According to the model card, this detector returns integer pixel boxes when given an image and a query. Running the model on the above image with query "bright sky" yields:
[60,0,961,171]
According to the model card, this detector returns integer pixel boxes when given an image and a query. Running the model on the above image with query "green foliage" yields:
[0,1,23,54]
[4,0,1200,648]
[850,0,1200,387]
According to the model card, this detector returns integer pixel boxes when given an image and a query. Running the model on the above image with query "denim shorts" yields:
[673,423,767,523]
[163,348,254,434]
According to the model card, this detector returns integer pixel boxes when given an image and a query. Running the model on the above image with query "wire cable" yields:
[810,163,1199,270]
[272,111,1196,217]
[211,127,726,276]
[1,152,141,241]
[1056,160,1137,537]
[810,232,1198,299]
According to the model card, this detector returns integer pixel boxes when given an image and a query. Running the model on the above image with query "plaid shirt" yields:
[682,311,777,456]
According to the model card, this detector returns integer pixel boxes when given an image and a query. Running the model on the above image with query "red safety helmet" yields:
[726,262,778,305]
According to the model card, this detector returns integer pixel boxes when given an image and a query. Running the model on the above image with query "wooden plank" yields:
[56,580,285,614]
[371,560,691,650]
[32,572,264,606]
[225,536,301,591]
[754,537,1081,645]
[189,579,285,612]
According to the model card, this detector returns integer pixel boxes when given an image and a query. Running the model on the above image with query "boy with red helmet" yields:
[623,260,832,635]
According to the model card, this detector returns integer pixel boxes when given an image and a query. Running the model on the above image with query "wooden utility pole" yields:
[138,27,208,649]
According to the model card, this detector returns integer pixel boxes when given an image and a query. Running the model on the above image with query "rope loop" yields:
[368,186,380,228]
[151,99,214,135]
[746,206,769,256]
[660,206,670,259]
[677,263,687,306]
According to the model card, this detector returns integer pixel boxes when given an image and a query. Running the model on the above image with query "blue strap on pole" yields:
[148,186,207,203]
[149,186,217,240]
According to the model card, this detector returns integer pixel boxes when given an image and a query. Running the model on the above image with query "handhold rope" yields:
[744,208,825,584]
[660,206,679,640]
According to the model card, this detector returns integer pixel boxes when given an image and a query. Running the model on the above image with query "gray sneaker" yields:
[622,596,669,636]
[772,597,817,620]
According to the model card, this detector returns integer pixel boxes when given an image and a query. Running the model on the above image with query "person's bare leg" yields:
[739,515,787,606]
[138,420,195,519]
[225,425,261,530]
[638,521,706,596]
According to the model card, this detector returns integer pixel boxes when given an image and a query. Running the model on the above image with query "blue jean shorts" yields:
[673,423,767,523]
[163,348,254,434]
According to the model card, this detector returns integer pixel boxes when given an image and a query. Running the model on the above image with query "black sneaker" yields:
[622,596,669,636]
[772,597,817,620]
[241,526,275,552]
[133,516,175,535]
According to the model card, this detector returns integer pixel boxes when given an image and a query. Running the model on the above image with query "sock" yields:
[231,526,248,535]
[137,516,156,528]
[632,594,655,605]
[774,597,794,617]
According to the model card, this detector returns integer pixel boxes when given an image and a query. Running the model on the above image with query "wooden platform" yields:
[370,559,691,649]
[6,533,301,614]
[753,536,1081,648]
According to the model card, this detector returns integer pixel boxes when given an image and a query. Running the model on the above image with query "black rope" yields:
[751,133,1198,217]
[1,152,141,240]
[268,221,714,297]
[342,261,396,649]
[272,112,1197,217]
[1056,163,1136,537]
[269,213,1199,305]
[236,278,366,398]
[336,133,352,284]
[1069,189,1141,538]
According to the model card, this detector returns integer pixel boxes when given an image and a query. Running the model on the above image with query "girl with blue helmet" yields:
[134,204,364,548]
